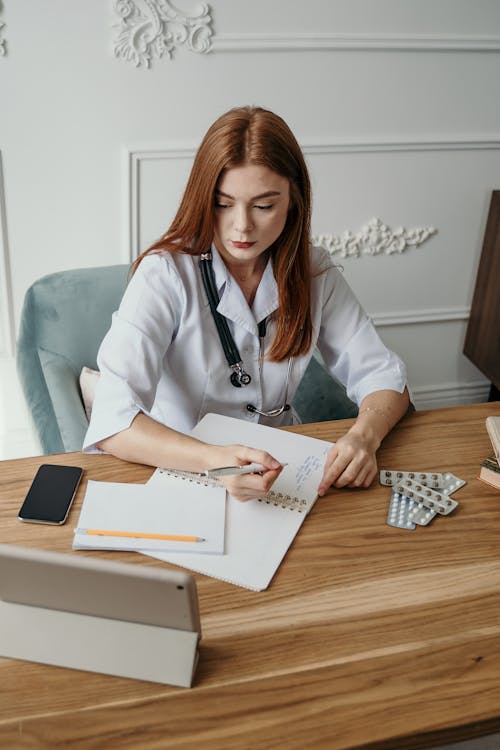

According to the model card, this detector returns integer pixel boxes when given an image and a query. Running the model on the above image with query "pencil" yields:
[79,528,205,542]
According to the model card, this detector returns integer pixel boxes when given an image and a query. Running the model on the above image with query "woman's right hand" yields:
[205,444,284,502]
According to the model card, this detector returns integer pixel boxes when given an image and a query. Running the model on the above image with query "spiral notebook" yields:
[144,413,333,591]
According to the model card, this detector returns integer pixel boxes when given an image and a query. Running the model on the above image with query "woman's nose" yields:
[233,206,253,233]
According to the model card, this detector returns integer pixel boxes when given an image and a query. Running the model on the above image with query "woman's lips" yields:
[231,241,256,249]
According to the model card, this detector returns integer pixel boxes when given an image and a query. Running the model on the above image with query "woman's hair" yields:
[134,105,312,361]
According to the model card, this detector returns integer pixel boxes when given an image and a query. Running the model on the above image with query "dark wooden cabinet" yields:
[464,191,500,400]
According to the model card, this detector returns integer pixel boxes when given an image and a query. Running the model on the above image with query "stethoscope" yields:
[199,251,291,418]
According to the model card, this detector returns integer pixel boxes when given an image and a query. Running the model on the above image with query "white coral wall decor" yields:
[112,0,213,68]
[312,218,437,258]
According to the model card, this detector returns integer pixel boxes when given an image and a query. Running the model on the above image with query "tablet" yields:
[0,544,201,686]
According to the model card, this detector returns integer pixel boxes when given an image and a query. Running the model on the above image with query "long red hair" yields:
[133,106,312,362]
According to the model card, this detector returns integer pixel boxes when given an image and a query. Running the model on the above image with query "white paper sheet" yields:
[73,476,226,554]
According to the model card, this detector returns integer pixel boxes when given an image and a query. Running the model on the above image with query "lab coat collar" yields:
[252,259,279,323]
[209,243,230,296]
[210,244,279,336]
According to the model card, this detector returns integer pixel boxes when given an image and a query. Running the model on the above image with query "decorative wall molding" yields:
[313,218,436,259]
[0,1,6,57]
[123,144,196,261]
[125,148,467,327]
[124,135,500,260]
[112,0,213,68]
[373,306,470,328]
[411,380,490,410]
[110,7,500,68]
[214,32,500,54]
[126,134,500,162]
[0,153,15,358]
[124,144,440,261]
[301,136,500,155]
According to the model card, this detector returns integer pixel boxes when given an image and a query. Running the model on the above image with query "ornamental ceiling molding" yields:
[312,218,437,258]
[112,0,213,68]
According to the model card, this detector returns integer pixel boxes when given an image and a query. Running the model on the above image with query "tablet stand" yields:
[0,599,199,688]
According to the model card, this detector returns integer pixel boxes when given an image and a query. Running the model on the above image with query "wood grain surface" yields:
[0,403,499,750]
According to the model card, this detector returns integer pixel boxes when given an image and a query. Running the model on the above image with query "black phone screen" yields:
[18,464,84,525]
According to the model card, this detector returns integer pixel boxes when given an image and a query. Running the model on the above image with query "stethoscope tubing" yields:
[199,256,242,367]
[199,251,291,415]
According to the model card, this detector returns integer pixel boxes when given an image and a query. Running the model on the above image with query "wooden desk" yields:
[0,403,499,750]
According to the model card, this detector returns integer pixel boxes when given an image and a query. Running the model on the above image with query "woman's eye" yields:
[215,201,273,210]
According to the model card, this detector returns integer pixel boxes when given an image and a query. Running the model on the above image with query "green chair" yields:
[293,355,358,425]
[16,265,130,454]
[16,265,357,454]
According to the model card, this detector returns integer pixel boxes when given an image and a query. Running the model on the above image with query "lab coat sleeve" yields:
[316,264,408,406]
[82,254,183,452]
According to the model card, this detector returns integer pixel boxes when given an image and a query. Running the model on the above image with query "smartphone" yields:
[18,464,84,525]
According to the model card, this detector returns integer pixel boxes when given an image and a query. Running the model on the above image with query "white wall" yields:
[1,0,499,455]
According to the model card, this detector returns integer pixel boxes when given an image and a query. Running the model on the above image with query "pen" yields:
[76,528,205,542]
[205,462,287,478]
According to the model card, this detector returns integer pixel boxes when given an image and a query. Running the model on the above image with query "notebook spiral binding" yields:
[158,468,222,488]
[158,470,307,512]
[257,491,307,513]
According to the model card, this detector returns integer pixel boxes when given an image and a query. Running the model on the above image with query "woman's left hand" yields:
[318,429,378,495]
[316,388,411,496]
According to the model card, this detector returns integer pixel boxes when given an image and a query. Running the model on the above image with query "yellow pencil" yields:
[79,528,205,542]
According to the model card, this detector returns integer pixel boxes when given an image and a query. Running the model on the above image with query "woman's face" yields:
[213,163,290,272]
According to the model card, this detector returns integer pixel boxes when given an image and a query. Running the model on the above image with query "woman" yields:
[84,106,410,500]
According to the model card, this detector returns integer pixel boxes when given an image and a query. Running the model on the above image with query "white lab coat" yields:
[83,245,407,452]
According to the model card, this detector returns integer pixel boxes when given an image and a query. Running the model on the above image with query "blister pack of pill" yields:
[381,468,465,531]
[392,480,458,515]
[386,491,416,530]
[379,469,466,495]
